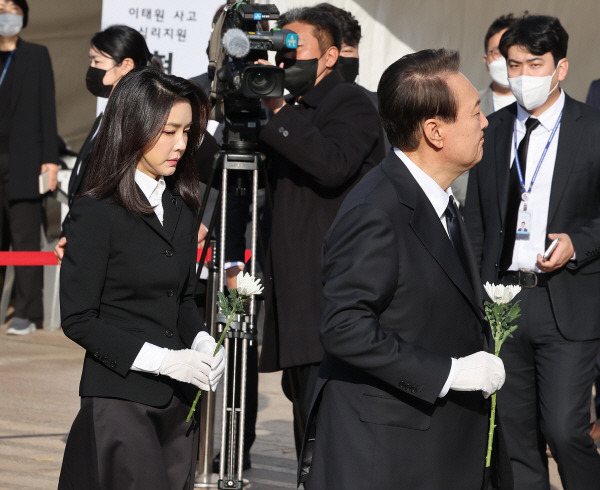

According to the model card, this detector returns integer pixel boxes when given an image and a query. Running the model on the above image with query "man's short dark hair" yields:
[377,49,460,151]
[313,3,361,48]
[483,13,516,53]
[278,7,342,52]
[499,15,568,66]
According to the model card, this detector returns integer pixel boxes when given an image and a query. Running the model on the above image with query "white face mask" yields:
[0,13,23,37]
[487,56,510,88]
[508,61,561,111]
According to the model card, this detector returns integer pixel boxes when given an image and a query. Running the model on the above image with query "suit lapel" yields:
[547,95,582,227]
[162,186,182,241]
[136,184,173,244]
[494,106,517,227]
[381,155,480,316]
[9,39,29,117]
[68,115,102,199]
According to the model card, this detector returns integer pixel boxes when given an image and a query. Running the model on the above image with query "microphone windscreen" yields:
[222,28,250,58]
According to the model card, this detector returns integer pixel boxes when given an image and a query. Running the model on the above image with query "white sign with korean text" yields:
[101,0,223,79]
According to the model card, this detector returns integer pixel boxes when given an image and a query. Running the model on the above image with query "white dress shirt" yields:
[509,90,565,272]
[395,149,458,397]
[135,169,166,224]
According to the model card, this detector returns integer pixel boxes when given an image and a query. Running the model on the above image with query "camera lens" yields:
[248,69,277,95]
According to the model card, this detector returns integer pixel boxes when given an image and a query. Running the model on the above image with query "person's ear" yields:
[324,46,339,69]
[557,58,569,82]
[120,57,136,76]
[423,118,444,150]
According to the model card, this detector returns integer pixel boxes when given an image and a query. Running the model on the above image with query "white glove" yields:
[450,351,505,398]
[158,348,212,391]
[192,331,226,391]
[209,346,226,391]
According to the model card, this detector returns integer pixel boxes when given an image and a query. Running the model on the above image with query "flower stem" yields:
[486,392,496,467]
[185,313,235,422]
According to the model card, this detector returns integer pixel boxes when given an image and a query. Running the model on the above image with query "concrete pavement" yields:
[0,323,566,489]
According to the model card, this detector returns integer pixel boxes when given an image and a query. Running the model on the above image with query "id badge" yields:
[516,203,531,241]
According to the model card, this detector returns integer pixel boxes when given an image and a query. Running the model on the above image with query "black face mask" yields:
[86,66,112,98]
[337,56,359,83]
[281,58,318,98]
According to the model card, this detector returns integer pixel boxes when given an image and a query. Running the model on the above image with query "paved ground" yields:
[0,323,567,490]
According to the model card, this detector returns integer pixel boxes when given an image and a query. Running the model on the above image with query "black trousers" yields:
[282,363,320,460]
[58,394,199,490]
[0,153,42,321]
[496,286,600,490]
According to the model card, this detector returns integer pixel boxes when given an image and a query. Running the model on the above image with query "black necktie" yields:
[500,117,541,272]
[445,196,470,275]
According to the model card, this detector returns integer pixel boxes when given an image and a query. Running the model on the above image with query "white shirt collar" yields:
[135,169,165,202]
[394,149,454,220]
[516,88,565,132]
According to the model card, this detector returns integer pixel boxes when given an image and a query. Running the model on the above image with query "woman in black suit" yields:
[58,68,225,490]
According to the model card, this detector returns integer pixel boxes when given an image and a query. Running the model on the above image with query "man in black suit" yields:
[300,49,507,489]
[465,15,600,489]
[0,0,59,335]
[253,6,386,457]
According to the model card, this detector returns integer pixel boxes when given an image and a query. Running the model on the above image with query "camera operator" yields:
[251,6,386,458]
[313,2,390,152]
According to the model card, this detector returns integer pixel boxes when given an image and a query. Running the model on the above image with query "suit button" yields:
[93,352,99,358]
[167,289,174,297]
[101,356,109,364]
[164,329,174,338]
[283,130,289,137]
[110,361,117,368]
[165,249,173,257]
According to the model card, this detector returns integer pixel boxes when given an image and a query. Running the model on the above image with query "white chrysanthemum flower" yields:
[236,272,264,297]
[484,282,521,304]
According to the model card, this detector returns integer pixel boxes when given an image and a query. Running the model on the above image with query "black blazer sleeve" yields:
[259,84,383,189]
[321,201,451,404]
[38,44,59,164]
[60,197,145,377]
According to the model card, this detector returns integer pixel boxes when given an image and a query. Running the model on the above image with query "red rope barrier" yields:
[0,252,58,266]
[0,249,252,266]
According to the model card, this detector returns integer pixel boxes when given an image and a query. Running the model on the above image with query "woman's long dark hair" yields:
[91,25,162,70]
[86,67,208,213]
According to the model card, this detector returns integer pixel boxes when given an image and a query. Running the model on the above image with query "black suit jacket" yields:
[586,79,600,109]
[465,95,600,341]
[67,114,102,206]
[258,70,386,371]
[300,153,494,488]
[6,39,59,200]
[60,184,205,406]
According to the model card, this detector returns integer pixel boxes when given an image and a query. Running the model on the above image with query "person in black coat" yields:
[58,68,225,490]
[249,7,385,457]
[465,15,600,489]
[0,0,59,335]
[299,49,508,489]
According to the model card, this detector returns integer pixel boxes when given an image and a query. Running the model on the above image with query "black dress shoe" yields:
[212,452,251,473]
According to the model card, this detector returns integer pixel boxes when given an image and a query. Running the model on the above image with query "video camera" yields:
[209,3,297,100]
[207,2,297,151]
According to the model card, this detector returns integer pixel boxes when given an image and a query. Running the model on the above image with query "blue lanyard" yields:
[513,111,562,195]
[0,50,15,88]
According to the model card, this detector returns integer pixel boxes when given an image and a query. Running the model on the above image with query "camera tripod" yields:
[195,147,269,489]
